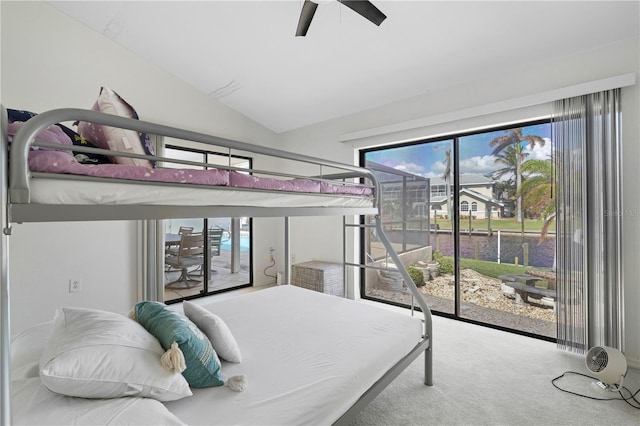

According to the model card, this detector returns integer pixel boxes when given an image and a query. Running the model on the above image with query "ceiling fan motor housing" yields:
[585,346,628,386]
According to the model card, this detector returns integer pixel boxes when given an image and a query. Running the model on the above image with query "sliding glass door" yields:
[162,145,252,303]
[361,120,556,340]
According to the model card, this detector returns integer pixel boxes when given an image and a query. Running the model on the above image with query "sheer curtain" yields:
[553,89,624,353]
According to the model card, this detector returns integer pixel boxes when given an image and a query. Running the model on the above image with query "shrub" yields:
[407,266,426,287]
[433,251,454,275]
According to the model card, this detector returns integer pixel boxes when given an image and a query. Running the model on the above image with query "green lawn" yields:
[459,257,539,278]
[434,254,553,286]
[432,217,555,233]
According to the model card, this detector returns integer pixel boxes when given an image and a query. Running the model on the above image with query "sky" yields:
[364,123,552,180]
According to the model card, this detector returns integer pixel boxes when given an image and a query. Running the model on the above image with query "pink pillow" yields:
[7,121,73,155]
[76,87,154,168]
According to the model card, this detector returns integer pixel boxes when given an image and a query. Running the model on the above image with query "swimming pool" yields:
[221,235,250,252]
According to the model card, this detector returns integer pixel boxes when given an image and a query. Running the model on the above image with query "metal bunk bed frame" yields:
[0,106,433,425]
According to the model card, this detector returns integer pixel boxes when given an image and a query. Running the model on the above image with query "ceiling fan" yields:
[296,0,387,37]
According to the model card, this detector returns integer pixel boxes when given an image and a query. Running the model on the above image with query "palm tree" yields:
[491,144,525,211]
[489,128,545,223]
[492,144,525,180]
[519,158,555,238]
[434,146,454,234]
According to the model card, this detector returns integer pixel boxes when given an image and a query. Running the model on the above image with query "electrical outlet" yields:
[269,247,275,262]
[69,277,82,293]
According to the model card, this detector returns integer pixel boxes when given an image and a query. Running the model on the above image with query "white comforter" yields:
[165,286,423,425]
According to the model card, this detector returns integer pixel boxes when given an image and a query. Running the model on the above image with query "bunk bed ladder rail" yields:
[343,171,433,386]
[334,212,433,426]
[374,213,433,385]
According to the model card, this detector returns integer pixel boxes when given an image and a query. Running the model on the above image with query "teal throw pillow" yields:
[134,301,224,388]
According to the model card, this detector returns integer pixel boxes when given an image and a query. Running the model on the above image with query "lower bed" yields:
[11,286,424,425]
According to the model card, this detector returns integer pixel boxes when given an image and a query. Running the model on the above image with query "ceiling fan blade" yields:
[296,0,319,37]
[337,0,387,26]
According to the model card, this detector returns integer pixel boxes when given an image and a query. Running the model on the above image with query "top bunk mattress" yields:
[27,176,374,209]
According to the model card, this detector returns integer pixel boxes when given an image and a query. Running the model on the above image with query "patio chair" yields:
[209,227,224,257]
[190,227,225,277]
[166,226,194,256]
[178,226,193,235]
[165,232,205,289]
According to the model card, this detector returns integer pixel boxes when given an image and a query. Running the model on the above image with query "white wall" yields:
[278,38,640,366]
[1,1,280,334]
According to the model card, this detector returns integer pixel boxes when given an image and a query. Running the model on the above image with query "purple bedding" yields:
[29,150,229,186]
[230,170,320,192]
[27,151,373,196]
[7,106,373,197]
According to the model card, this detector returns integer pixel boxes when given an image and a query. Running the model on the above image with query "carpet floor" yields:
[348,311,639,426]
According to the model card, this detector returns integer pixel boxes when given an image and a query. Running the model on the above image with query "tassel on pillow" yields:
[161,341,186,373]
[225,374,247,392]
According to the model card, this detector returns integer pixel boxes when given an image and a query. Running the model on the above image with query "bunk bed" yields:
[0,105,433,425]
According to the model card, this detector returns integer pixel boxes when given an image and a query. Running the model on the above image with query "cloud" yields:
[423,171,443,179]
[395,161,428,175]
[459,154,499,175]
[376,160,427,176]
[431,161,446,174]
[458,137,552,177]
[523,137,552,160]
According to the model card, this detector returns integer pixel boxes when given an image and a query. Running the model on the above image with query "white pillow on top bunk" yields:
[39,307,192,402]
[183,301,242,363]
[76,86,155,168]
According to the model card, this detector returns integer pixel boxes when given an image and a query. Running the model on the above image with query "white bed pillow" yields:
[12,378,186,425]
[39,307,192,402]
[11,321,52,380]
[183,301,242,363]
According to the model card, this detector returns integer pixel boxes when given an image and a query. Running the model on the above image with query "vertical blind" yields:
[553,89,624,353]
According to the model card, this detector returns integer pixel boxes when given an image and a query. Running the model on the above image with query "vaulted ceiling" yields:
[48,1,640,133]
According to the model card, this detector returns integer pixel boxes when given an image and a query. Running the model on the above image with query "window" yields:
[431,184,447,197]
[361,120,555,340]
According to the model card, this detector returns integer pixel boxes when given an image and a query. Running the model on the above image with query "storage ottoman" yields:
[291,261,344,297]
